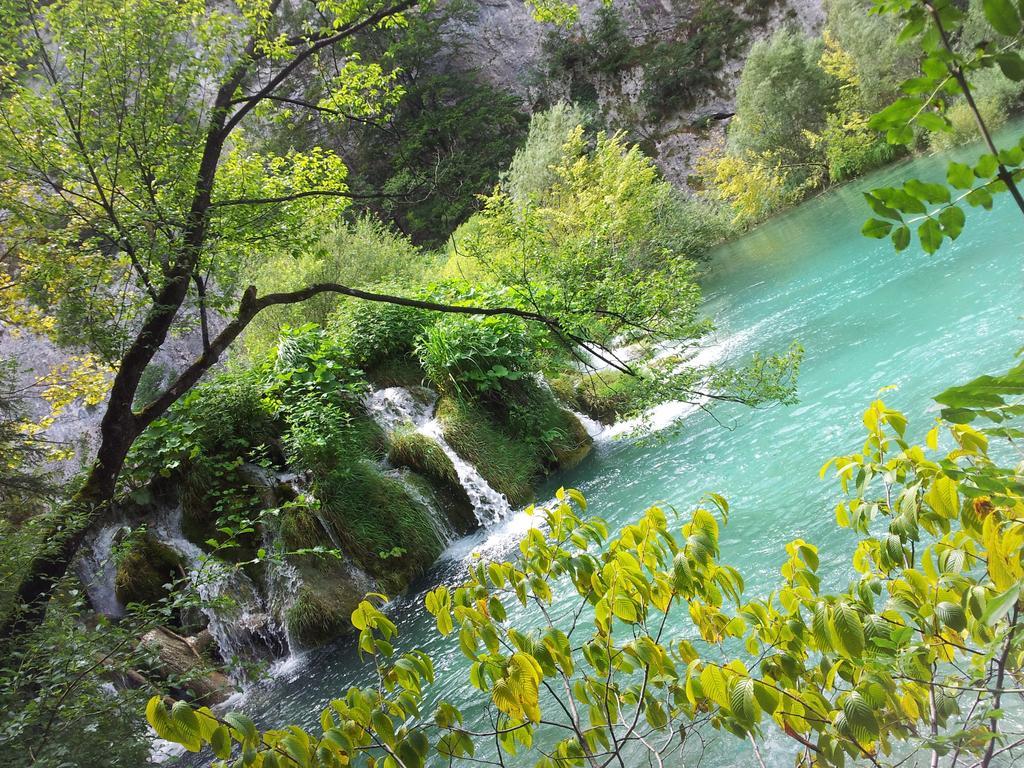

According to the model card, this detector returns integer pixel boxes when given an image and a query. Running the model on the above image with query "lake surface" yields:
[185,130,1024,767]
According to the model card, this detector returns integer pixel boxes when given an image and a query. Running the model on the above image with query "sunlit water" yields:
[180,128,1024,767]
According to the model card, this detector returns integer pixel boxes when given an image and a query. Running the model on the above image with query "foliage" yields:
[388,431,476,532]
[640,1,766,119]
[152,374,1024,768]
[330,300,432,376]
[1,596,154,768]
[862,0,1024,255]
[467,129,705,346]
[539,1,767,119]
[417,314,537,398]
[809,32,900,181]
[697,142,804,226]
[501,103,590,205]
[314,461,444,584]
[823,0,919,111]
[244,218,436,358]
[729,28,836,191]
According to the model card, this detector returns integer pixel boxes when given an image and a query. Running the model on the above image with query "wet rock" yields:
[140,626,234,706]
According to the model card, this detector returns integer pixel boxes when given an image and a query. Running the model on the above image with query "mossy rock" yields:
[285,574,362,648]
[388,431,476,533]
[548,370,645,425]
[436,396,540,507]
[115,533,186,607]
[313,461,444,589]
[279,505,329,552]
[498,381,592,470]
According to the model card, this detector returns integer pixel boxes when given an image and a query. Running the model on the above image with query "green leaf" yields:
[995,52,1024,81]
[939,206,966,240]
[833,603,865,657]
[966,186,994,209]
[975,154,1000,179]
[729,678,757,725]
[862,218,893,239]
[892,225,911,251]
[919,218,944,254]
[905,179,951,204]
[843,692,879,740]
[936,601,967,632]
[981,584,1021,626]
[947,162,975,189]
[984,0,1021,35]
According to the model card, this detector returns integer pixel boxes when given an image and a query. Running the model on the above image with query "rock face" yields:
[440,0,826,188]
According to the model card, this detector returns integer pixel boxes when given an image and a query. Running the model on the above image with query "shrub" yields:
[823,0,918,111]
[330,299,432,375]
[494,380,592,469]
[243,217,434,357]
[729,28,836,190]
[640,2,757,119]
[500,103,589,205]
[417,314,536,399]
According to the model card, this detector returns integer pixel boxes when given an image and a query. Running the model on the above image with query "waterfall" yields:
[76,518,130,618]
[149,506,288,673]
[364,387,512,527]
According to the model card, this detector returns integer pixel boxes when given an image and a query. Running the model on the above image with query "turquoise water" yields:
[191,133,1024,766]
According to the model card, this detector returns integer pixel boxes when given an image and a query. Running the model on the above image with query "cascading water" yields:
[76,517,130,618]
[364,387,512,526]
[149,506,288,673]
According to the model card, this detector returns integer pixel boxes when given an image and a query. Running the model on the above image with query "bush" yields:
[490,380,592,469]
[823,0,918,111]
[640,2,757,119]
[243,217,434,357]
[729,29,836,190]
[417,314,536,398]
[330,299,432,376]
[929,67,1024,150]
[500,103,589,205]
[467,129,706,348]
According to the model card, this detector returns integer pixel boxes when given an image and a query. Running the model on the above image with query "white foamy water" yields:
[364,387,512,527]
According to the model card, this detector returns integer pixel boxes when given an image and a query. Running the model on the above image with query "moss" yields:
[498,381,592,470]
[388,431,476,533]
[436,396,540,507]
[548,370,645,425]
[313,461,444,589]
[115,533,185,607]
[285,576,362,648]
[279,506,327,551]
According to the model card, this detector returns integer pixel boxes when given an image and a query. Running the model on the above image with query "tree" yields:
[0,0,585,640]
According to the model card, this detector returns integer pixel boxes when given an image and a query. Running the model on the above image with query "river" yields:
[179,129,1024,767]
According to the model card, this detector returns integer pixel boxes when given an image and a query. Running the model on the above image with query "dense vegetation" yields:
[2,0,1024,765]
